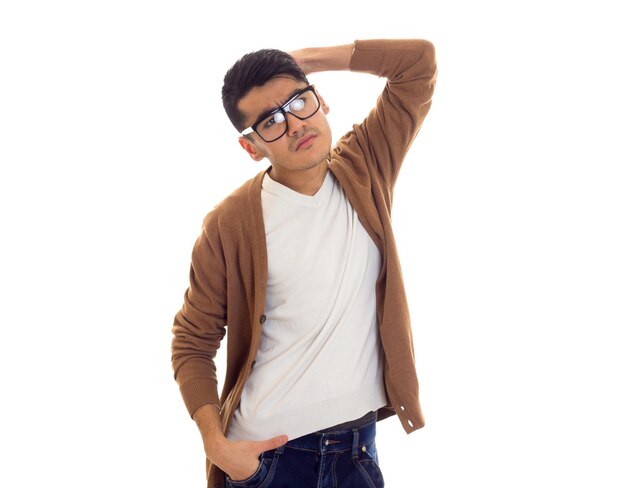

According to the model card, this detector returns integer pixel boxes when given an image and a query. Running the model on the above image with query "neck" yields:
[269,158,329,196]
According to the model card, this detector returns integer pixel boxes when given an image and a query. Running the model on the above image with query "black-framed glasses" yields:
[241,85,321,143]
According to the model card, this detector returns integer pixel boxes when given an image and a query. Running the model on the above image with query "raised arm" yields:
[306,39,436,190]
[350,39,437,188]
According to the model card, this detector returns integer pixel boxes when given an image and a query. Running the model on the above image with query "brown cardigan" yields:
[172,39,437,487]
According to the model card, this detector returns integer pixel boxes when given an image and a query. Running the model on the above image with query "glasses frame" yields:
[240,85,320,143]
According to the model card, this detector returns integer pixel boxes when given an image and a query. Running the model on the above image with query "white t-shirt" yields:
[227,170,387,441]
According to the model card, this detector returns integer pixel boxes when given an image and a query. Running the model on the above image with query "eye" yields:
[263,111,285,128]
[290,98,306,112]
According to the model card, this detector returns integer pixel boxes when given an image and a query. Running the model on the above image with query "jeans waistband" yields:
[276,418,377,456]
[320,410,377,433]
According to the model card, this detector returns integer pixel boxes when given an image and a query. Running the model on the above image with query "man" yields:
[172,39,437,488]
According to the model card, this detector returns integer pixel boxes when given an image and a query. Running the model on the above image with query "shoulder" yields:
[201,170,266,237]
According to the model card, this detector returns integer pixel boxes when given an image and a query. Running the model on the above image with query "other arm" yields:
[171,216,287,481]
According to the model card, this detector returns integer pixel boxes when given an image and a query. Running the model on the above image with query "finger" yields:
[254,434,288,453]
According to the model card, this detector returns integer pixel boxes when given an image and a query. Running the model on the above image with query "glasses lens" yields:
[256,88,320,142]
[256,111,286,142]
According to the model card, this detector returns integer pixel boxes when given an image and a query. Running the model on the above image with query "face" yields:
[237,76,332,173]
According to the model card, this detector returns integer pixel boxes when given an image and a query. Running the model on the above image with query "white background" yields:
[1,1,625,487]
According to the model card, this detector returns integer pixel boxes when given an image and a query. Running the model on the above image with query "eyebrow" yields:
[252,87,305,126]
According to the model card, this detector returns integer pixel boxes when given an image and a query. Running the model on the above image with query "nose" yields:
[286,112,306,137]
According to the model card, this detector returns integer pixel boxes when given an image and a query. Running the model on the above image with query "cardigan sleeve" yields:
[345,39,437,190]
[171,211,227,418]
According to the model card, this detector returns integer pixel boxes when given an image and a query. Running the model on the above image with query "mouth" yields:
[295,134,317,151]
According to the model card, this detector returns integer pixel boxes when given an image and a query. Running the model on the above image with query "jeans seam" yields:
[316,452,326,488]
[331,452,340,488]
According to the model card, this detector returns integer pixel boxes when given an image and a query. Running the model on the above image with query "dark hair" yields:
[222,49,309,132]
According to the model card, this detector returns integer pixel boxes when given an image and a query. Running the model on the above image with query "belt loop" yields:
[351,427,360,458]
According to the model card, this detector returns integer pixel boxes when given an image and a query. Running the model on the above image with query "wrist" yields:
[203,433,230,465]
[292,44,354,75]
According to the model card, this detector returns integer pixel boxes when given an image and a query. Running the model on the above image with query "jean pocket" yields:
[353,442,385,488]
[226,451,278,488]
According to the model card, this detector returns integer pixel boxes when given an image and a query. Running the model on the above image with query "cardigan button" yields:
[259,314,266,324]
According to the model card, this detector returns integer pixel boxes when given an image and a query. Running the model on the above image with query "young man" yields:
[172,39,437,488]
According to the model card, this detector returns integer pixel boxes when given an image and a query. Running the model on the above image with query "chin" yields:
[304,151,330,169]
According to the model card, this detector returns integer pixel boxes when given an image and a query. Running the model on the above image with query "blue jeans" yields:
[225,419,384,488]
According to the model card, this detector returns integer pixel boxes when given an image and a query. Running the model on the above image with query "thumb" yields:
[254,434,288,453]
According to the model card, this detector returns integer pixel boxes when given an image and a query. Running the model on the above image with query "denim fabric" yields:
[225,420,384,488]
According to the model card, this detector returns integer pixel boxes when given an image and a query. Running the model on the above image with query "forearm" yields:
[289,43,354,75]
[193,403,228,464]
[172,311,223,415]
[349,39,436,82]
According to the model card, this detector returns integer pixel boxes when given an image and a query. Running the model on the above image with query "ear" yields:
[238,136,266,162]
[315,88,330,115]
